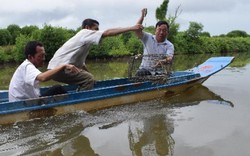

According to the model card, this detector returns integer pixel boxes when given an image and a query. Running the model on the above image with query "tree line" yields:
[1,0,250,63]
[1,23,250,64]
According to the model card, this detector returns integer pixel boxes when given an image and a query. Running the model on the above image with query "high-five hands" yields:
[142,8,147,17]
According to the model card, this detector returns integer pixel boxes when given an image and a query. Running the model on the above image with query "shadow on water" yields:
[0,84,233,156]
[161,84,234,108]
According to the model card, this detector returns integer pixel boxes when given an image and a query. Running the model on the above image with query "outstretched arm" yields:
[37,64,79,82]
[102,24,143,37]
[135,8,147,39]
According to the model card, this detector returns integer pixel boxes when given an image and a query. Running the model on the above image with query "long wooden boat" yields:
[0,57,234,125]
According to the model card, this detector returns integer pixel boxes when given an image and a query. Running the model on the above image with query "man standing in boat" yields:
[47,18,144,91]
[135,8,174,76]
[8,41,79,102]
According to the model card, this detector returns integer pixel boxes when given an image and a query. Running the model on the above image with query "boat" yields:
[0,56,234,125]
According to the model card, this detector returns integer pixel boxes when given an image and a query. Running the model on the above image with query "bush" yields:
[14,35,33,62]
[39,25,75,61]
[0,46,15,63]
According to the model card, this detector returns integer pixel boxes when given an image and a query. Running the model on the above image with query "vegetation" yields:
[0,0,250,64]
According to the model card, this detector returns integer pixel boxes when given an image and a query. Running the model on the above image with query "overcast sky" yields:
[0,0,249,36]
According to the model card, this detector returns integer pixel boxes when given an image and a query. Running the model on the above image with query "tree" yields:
[126,34,143,55]
[39,25,75,60]
[200,32,211,37]
[183,22,204,53]
[14,34,33,62]
[7,24,21,44]
[167,5,181,43]
[226,30,248,38]
[21,25,39,36]
[0,29,12,46]
[184,22,203,40]
[156,0,169,21]
[120,32,132,45]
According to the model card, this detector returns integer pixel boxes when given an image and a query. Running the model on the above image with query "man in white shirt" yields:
[135,8,174,76]
[9,41,79,102]
[48,18,144,91]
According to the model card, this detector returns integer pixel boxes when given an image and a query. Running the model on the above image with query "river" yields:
[0,54,250,156]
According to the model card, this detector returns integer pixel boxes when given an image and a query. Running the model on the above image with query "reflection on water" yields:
[0,84,233,156]
[129,115,175,156]
[45,135,99,156]
[127,85,234,156]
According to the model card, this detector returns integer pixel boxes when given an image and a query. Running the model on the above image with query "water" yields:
[0,54,250,156]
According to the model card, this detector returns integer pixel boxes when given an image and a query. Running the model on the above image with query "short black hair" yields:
[82,18,99,29]
[24,41,43,59]
[155,21,170,30]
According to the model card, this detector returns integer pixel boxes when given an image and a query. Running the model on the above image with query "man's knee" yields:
[77,73,95,91]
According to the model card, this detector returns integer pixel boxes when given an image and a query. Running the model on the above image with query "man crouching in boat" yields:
[47,18,144,92]
[135,8,174,76]
[8,41,79,102]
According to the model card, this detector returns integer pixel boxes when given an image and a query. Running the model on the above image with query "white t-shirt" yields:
[48,29,104,69]
[139,32,174,71]
[8,59,41,102]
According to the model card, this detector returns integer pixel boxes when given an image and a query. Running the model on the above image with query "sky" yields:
[0,0,250,36]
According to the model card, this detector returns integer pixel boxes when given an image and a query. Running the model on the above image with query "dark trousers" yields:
[41,85,67,97]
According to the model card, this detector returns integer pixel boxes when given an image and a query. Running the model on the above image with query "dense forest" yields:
[0,0,250,63]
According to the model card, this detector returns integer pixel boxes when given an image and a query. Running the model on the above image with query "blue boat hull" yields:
[0,57,234,125]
